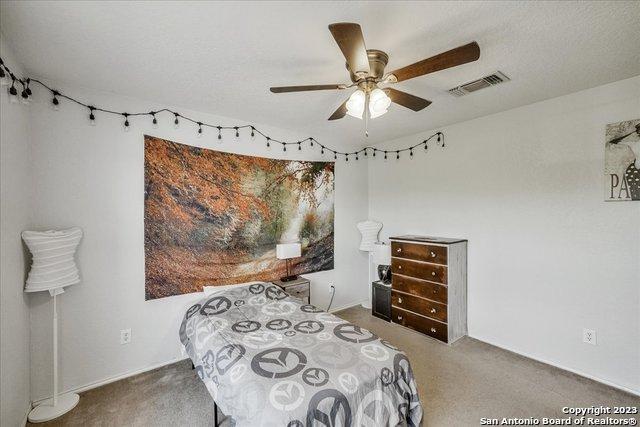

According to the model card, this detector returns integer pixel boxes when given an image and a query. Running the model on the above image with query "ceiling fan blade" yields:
[384,88,432,111]
[328,99,348,121]
[270,84,345,93]
[389,42,480,83]
[328,23,370,76]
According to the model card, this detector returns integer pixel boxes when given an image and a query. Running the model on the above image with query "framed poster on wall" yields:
[604,119,639,201]
[144,135,335,300]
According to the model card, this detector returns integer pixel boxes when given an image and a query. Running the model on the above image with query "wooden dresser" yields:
[390,235,467,344]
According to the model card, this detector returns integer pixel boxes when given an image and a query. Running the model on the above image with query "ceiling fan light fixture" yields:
[346,89,365,119]
[369,88,391,119]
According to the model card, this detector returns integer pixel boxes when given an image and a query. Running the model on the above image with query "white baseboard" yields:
[329,300,367,313]
[31,356,189,406]
[469,333,640,397]
[21,406,30,427]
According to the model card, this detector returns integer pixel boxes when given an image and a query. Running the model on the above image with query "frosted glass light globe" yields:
[346,89,365,119]
[369,88,391,119]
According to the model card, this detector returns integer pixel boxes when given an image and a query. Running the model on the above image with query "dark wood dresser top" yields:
[390,235,467,245]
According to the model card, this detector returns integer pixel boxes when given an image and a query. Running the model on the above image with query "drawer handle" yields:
[430,308,436,314]
[396,248,402,253]
[398,265,402,270]
[432,289,438,294]
[431,271,436,276]
[430,327,437,333]
[397,315,403,320]
[431,251,436,258]
[398,297,403,303]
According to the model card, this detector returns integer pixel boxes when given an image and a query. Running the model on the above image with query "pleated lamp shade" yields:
[356,220,382,252]
[22,227,82,294]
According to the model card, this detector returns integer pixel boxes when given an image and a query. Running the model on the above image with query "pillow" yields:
[203,281,267,296]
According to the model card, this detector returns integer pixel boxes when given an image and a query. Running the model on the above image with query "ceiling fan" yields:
[270,23,480,132]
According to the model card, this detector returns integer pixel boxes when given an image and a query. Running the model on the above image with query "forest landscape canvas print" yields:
[144,135,334,300]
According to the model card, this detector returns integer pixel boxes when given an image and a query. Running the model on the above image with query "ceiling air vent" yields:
[448,71,510,97]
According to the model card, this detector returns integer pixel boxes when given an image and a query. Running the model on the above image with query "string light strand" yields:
[0,56,444,160]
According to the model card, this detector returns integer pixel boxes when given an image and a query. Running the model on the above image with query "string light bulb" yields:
[8,80,18,104]
[197,122,203,137]
[20,86,29,104]
[0,64,7,86]
[410,148,413,158]
[373,150,376,157]
[283,144,287,152]
[51,90,60,110]
[396,151,400,160]
[217,126,222,140]
[334,153,337,160]
[266,137,270,148]
[384,151,388,160]
[310,139,314,147]
[321,147,324,155]
[89,107,96,126]
[151,112,158,128]
[298,142,302,151]
[251,126,255,138]
[345,154,349,162]
[234,127,239,138]
[25,79,32,96]
[173,113,180,129]
[123,113,130,131]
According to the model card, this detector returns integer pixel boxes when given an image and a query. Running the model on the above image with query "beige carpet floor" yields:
[29,306,638,426]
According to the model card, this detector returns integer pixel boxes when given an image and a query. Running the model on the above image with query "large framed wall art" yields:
[144,135,334,300]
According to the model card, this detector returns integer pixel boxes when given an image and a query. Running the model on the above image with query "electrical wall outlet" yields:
[583,328,596,345]
[120,328,132,345]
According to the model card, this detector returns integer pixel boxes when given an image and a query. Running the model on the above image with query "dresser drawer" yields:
[284,283,309,301]
[392,291,447,323]
[392,258,447,284]
[391,241,447,265]
[393,275,447,304]
[392,307,448,342]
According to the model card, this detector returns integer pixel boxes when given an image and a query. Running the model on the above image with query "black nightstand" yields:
[273,276,310,304]
[372,281,391,321]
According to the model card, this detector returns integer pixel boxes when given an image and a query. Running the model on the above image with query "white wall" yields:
[11,51,638,408]
[27,82,369,401]
[369,76,640,393]
[0,35,32,426]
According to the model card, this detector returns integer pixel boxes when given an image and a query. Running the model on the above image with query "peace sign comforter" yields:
[179,282,423,426]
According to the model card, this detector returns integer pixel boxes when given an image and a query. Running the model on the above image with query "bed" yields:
[179,282,423,426]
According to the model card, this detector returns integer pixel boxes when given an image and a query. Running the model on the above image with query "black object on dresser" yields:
[390,235,468,344]
[371,281,391,321]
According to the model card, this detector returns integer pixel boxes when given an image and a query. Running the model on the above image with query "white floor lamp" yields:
[357,220,382,309]
[22,227,83,423]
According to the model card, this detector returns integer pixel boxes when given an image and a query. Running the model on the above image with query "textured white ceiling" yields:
[1,1,639,148]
